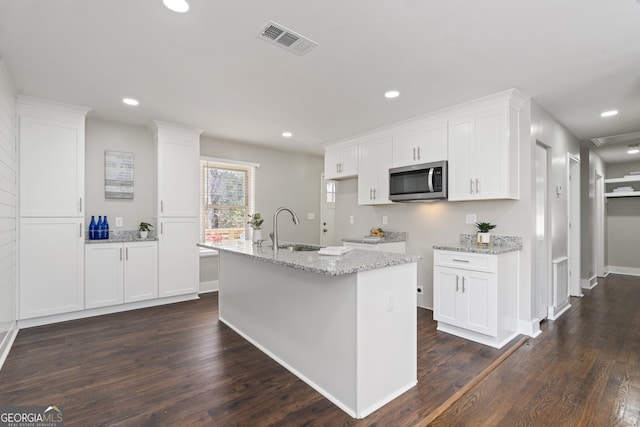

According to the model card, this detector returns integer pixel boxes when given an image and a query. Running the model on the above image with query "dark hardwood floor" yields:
[1,274,638,426]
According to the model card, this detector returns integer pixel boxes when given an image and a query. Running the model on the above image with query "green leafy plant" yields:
[138,222,154,232]
[475,222,497,233]
[247,213,264,230]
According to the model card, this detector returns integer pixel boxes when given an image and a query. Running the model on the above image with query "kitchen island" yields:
[198,241,420,419]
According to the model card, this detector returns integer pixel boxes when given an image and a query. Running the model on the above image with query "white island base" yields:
[218,250,417,419]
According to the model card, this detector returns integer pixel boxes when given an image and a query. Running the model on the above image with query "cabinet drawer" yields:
[434,250,497,273]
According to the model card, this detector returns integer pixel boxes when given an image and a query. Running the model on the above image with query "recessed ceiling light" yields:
[163,0,190,13]
[282,131,293,138]
[628,145,639,154]
[600,110,618,117]
[122,98,139,106]
[384,90,400,99]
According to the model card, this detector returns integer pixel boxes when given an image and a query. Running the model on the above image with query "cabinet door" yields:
[85,243,123,309]
[392,122,447,167]
[19,116,84,217]
[158,218,199,297]
[358,143,378,205]
[324,146,358,179]
[124,241,158,303]
[340,146,358,177]
[474,106,507,200]
[19,218,85,319]
[461,271,497,336]
[433,266,462,326]
[447,115,476,201]
[324,150,342,179]
[156,128,200,217]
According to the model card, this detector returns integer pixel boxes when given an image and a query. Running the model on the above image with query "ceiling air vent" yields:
[257,21,318,56]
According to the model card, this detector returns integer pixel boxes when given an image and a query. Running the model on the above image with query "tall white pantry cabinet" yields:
[17,96,91,319]
[153,121,202,297]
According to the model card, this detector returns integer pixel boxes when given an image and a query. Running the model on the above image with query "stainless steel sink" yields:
[279,244,323,252]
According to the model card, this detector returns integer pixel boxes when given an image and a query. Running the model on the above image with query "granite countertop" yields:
[198,240,420,276]
[342,231,406,245]
[433,234,523,255]
[85,230,158,244]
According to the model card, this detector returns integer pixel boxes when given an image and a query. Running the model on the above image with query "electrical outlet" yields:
[382,215,388,225]
[466,214,477,224]
[349,215,355,224]
[385,291,395,312]
[115,217,123,227]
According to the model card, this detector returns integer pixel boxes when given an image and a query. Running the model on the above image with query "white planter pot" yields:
[140,230,149,239]
[477,232,492,245]
[252,229,262,243]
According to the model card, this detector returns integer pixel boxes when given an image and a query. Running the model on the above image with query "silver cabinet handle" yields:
[470,179,474,194]
[417,146,421,160]
[456,275,459,292]
[369,189,373,200]
[79,223,82,237]
[79,197,83,213]
[453,259,470,263]
[413,147,416,161]
[126,247,129,260]
[373,188,376,200]
[120,247,123,261]
[462,276,466,293]
[476,178,480,194]
[160,200,164,213]
[161,222,163,235]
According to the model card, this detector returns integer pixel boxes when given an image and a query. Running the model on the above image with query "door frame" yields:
[594,170,605,280]
[567,153,582,297]
[535,142,552,321]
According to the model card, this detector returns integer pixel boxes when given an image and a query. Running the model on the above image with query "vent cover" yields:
[592,131,640,147]
[257,21,318,56]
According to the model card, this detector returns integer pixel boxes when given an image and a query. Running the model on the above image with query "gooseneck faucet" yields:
[271,207,300,254]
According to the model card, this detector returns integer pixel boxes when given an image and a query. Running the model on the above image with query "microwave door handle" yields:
[427,168,434,193]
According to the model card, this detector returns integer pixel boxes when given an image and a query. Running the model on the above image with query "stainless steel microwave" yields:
[389,161,448,202]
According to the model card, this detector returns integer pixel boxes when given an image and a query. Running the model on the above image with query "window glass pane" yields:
[206,168,246,206]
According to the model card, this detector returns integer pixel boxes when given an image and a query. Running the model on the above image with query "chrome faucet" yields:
[271,207,300,254]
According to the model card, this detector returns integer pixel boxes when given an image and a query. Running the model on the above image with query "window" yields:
[200,158,256,243]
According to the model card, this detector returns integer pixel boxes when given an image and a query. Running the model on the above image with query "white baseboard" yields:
[0,325,18,371]
[519,318,542,338]
[548,302,571,321]
[17,293,200,328]
[606,266,640,277]
[199,280,219,293]
[582,276,598,289]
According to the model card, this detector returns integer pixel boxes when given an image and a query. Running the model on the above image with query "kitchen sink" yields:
[279,244,323,252]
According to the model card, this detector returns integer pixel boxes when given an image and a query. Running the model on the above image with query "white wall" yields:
[0,62,17,368]
[605,160,640,274]
[85,118,156,231]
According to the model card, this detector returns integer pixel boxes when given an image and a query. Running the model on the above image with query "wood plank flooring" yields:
[1,273,638,425]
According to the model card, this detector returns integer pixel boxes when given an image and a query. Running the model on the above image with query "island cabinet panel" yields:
[433,249,518,348]
[217,250,417,419]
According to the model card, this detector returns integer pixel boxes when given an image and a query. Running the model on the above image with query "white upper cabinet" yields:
[324,145,358,180]
[153,121,203,217]
[358,136,392,205]
[18,96,91,217]
[392,120,447,167]
[448,91,524,201]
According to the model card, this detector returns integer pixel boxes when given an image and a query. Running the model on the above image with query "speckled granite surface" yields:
[433,234,522,255]
[342,231,407,244]
[198,240,420,276]
[85,229,158,244]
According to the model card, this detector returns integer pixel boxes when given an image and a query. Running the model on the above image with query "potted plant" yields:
[138,222,154,239]
[475,222,496,245]
[247,213,264,242]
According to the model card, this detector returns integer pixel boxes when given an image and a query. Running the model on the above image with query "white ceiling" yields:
[1,0,639,159]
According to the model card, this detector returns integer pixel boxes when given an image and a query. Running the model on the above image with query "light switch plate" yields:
[466,214,477,224]
[382,216,388,225]
[115,217,123,227]
[307,212,315,220]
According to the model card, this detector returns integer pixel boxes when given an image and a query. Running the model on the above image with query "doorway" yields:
[535,142,551,321]
[567,154,582,297]
[320,175,337,246]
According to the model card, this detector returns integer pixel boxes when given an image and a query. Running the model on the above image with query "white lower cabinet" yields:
[158,217,199,297]
[19,218,85,319]
[85,241,158,309]
[433,249,518,348]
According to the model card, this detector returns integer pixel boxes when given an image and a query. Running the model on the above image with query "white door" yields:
[19,218,85,319]
[158,217,199,297]
[462,271,497,336]
[85,243,123,309]
[568,154,582,296]
[433,266,461,326]
[124,241,158,302]
[320,175,337,246]
[535,143,551,321]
